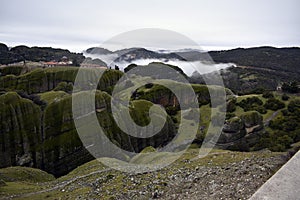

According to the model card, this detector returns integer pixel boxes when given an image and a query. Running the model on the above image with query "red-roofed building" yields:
[44,61,58,67]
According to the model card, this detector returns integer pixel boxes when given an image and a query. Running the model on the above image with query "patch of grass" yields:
[241,74,257,81]
[58,160,106,181]
[173,148,285,168]
[0,182,45,196]
[263,109,277,121]
[199,104,211,129]
[130,151,179,165]
[38,91,69,104]
[291,141,300,149]
[13,185,92,200]
[0,166,55,182]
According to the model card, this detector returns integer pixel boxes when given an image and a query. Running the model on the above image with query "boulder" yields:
[16,153,33,167]
[222,117,244,133]
[219,117,246,144]
[218,111,264,148]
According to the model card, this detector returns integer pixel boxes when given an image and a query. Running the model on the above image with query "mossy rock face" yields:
[125,100,176,152]
[97,99,176,153]
[223,117,244,133]
[42,91,175,176]
[0,89,176,176]
[0,66,24,76]
[0,92,42,168]
[240,111,263,128]
[218,111,263,149]
[42,91,111,176]
[0,74,18,90]
[135,82,227,110]
[97,70,124,94]
[0,67,123,94]
[219,117,246,144]
[135,83,211,109]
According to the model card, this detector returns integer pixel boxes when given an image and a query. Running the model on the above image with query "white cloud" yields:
[0,0,299,52]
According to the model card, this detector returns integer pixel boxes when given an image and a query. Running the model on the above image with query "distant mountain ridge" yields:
[0,43,85,65]
[209,46,300,73]
[86,46,300,73]
[86,47,113,55]
[85,47,185,62]
[1,43,299,75]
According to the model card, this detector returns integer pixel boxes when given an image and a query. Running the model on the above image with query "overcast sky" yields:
[0,0,299,52]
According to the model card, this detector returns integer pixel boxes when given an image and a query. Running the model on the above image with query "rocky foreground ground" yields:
[0,149,288,200]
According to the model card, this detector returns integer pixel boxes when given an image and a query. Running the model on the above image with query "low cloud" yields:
[84,52,235,76]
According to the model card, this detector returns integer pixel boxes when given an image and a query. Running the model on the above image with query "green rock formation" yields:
[0,89,176,176]
[135,83,211,108]
[0,92,42,168]
[217,111,264,151]
[0,66,24,76]
[0,67,123,94]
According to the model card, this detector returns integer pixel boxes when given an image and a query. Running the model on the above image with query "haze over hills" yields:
[84,45,300,94]
[1,42,300,94]
[1,42,299,75]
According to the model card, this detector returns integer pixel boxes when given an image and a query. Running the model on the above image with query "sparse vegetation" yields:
[0,149,287,199]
